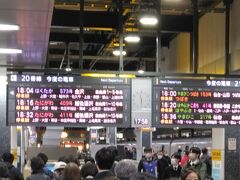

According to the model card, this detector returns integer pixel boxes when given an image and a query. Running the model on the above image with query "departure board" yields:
[7,74,130,127]
[153,78,240,127]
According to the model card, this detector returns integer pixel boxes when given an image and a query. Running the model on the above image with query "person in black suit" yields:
[94,147,115,180]
[163,153,182,180]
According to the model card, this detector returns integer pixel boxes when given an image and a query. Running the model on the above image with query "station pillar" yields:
[106,127,116,145]
[10,127,18,167]
[212,128,225,180]
[136,128,152,161]
[224,127,240,180]
[0,68,10,154]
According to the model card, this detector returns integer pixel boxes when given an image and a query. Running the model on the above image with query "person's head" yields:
[157,150,164,160]
[184,150,189,156]
[189,147,201,161]
[201,148,208,155]
[171,152,181,166]
[53,161,66,178]
[0,162,9,178]
[178,149,182,155]
[30,156,45,173]
[67,155,80,166]
[37,153,48,165]
[115,159,137,180]
[183,168,201,180]
[80,162,98,178]
[95,147,114,170]
[63,162,81,180]
[84,156,95,164]
[2,152,14,164]
[58,156,68,163]
[144,148,153,161]
[129,172,157,180]
[107,146,118,159]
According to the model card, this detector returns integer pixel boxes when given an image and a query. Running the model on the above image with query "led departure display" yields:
[153,78,240,127]
[8,74,130,126]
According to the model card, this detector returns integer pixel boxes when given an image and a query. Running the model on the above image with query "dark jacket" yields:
[26,173,51,180]
[163,165,181,179]
[4,162,24,180]
[26,170,51,180]
[93,170,114,180]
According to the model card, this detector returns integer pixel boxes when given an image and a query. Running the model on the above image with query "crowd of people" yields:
[0,146,212,180]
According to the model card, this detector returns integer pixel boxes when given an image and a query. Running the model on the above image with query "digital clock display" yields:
[153,78,240,127]
[7,74,130,127]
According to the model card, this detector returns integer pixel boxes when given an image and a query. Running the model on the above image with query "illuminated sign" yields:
[153,78,240,127]
[8,75,130,127]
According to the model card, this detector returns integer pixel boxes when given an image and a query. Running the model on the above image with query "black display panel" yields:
[153,78,240,127]
[7,74,131,127]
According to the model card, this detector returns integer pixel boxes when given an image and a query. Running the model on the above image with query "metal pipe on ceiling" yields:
[156,0,161,73]
[223,0,233,75]
[79,0,84,69]
[118,0,124,71]
[192,0,199,74]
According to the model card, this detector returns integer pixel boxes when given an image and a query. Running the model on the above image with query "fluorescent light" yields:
[0,48,22,54]
[119,74,136,78]
[81,73,116,78]
[90,126,104,129]
[124,35,140,43]
[140,16,158,26]
[113,50,126,56]
[0,24,19,31]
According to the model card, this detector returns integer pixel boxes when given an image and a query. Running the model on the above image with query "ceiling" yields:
[0,0,54,68]
[0,0,222,72]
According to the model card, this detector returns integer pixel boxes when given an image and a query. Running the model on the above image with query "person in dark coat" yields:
[37,153,54,179]
[0,161,10,179]
[181,147,207,180]
[2,152,24,180]
[94,147,115,180]
[26,157,51,180]
[164,153,182,180]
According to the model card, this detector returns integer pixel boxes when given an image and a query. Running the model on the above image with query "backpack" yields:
[143,160,158,177]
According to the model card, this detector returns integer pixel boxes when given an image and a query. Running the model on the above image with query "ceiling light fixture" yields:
[113,50,126,56]
[0,24,19,31]
[139,16,158,26]
[138,68,145,74]
[124,35,140,43]
[0,48,22,54]
[65,65,72,72]
[138,60,145,74]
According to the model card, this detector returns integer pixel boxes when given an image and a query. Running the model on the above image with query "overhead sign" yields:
[7,74,131,127]
[153,78,240,127]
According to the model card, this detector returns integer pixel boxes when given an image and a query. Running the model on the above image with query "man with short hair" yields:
[94,147,115,180]
[164,152,182,179]
[37,153,54,179]
[181,147,207,180]
[2,152,24,180]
